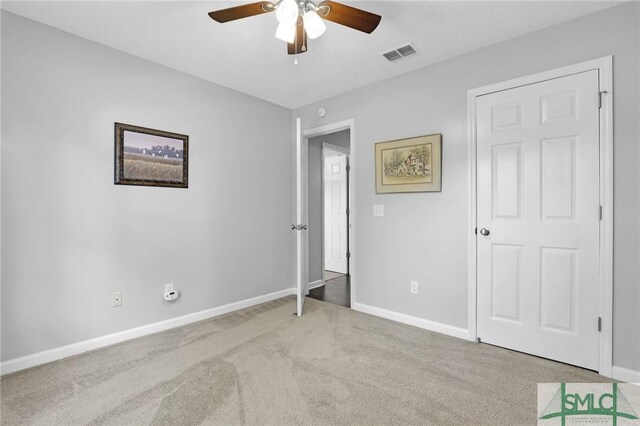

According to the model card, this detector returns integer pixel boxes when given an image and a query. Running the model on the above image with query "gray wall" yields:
[294,2,640,371]
[307,130,350,282]
[1,12,293,361]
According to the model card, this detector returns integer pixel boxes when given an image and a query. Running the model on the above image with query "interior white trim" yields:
[611,366,640,384]
[303,119,356,308]
[353,303,470,341]
[466,56,614,376]
[323,142,350,155]
[308,279,324,290]
[302,119,354,138]
[0,288,295,376]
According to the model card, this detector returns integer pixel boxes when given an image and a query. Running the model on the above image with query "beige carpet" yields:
[1,296,611,425]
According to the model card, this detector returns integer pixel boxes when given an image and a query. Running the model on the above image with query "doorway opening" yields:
[307,130,351,308]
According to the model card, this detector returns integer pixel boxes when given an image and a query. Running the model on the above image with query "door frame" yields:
[302,119,356,308]
[466,56,613,376]
[321,142,351,286]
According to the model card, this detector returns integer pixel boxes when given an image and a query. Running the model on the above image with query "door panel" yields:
[540,247,576,332]
[541,137,575,219]
[295,118,308,316]
[324,155,348,274]
[491,243,522,323]
[492,142,522,219]
[476,70,600,370]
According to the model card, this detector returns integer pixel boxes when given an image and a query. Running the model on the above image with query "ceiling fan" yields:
[208,0,382,56]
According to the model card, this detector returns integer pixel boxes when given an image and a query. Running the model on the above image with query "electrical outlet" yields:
[410,281,419,295]
[164,283,174,293]
[112,291,122,307]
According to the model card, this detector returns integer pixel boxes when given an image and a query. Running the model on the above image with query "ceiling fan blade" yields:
[208,2,275,23]
[287,17,308,55]
[317,1,381,34]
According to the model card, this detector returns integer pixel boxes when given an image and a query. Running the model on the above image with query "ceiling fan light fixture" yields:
[302,9,326,39]
[276,0,299,26]
[275,22,296,43]
[208,1,382,55]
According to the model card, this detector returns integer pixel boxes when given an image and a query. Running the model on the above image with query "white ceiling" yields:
[1,1,621,109]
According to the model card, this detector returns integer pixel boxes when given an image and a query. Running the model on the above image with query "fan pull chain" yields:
[294,24,299,65]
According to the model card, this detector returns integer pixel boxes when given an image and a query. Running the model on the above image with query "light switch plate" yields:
[373,205,384,217]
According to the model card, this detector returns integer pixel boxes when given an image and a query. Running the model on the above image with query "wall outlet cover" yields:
[410,281,419,295]
[164,289,180,302]
[112,291,122,307]
[373,205,384,217]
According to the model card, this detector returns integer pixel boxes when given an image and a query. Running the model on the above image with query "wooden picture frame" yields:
[114,123,189,188]
[375,133,442,193]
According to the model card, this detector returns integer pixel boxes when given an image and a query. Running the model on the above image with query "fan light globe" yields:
[302,10,326,39]
[276,0,299,26]
[275,22,296,44]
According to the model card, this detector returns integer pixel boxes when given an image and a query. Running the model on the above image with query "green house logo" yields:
[539,383,639,425]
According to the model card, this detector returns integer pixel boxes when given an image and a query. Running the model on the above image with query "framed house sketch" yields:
[375,133,442,193]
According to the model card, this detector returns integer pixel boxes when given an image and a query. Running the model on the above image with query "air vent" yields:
[397,44,417,57]
[381,43,419,63]
[383,50,402,62]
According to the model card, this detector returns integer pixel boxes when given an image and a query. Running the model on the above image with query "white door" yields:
[324,155,348,274]
[295,118,309,316]
[476,70,601,370]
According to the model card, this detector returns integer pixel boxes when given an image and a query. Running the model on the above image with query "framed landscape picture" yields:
[375,133,442,193]
[114,123,188,188]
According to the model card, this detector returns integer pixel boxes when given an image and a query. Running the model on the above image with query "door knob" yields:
[292,225,296,230]
[302,225,307,230]
[480,228,490,236]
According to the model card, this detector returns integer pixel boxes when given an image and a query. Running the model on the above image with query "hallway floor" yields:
[307,273,350,308]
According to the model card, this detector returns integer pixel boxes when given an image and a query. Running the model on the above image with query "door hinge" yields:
[346,165,351,172]
[346,208,350,215]
[598,317,602,332]
[598,91,607,109]
[346,252,351,259]
[598,205,603,221]
[474,227,477,235]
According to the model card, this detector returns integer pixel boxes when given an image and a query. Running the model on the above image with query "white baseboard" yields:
[1,288,295,376]
[5,290,629,381]
[353,303,637,381]
[308,280,324,290]
[352,302,470,341]
[612,366,640,384]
